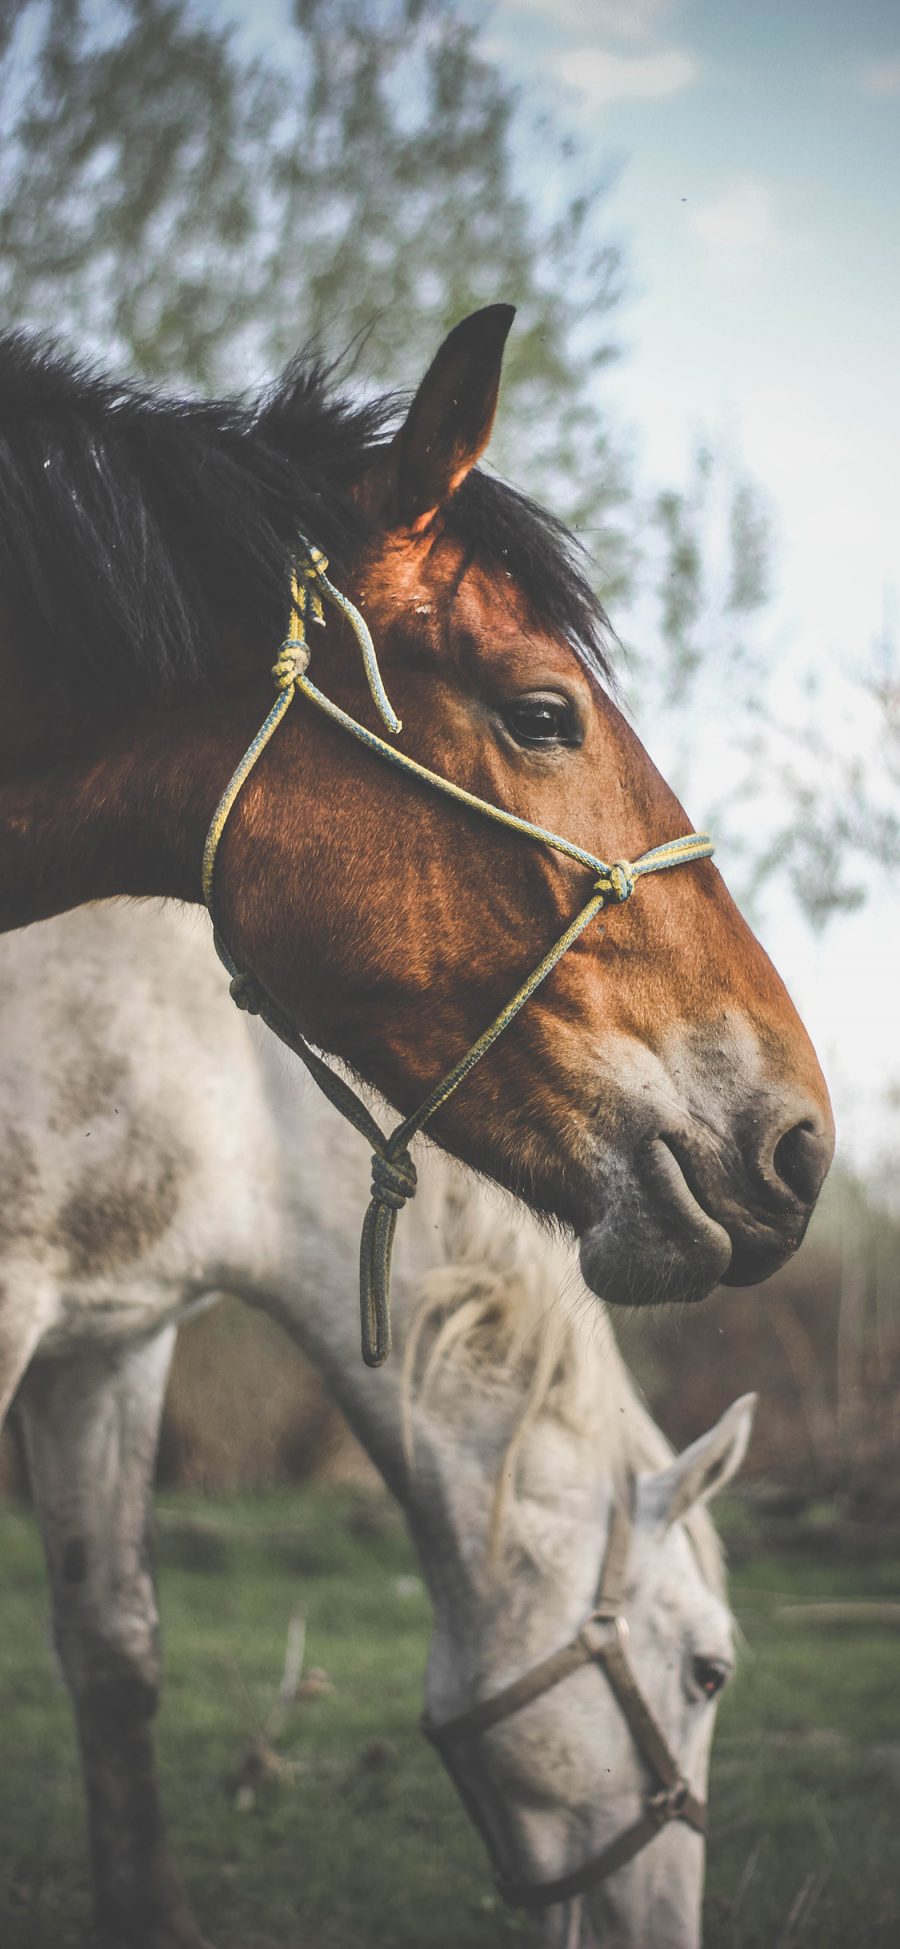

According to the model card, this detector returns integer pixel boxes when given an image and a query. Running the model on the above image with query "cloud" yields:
[508,0,677,41]
[689,176,775,253]
[555,45,697,104]
[857,57,900,96]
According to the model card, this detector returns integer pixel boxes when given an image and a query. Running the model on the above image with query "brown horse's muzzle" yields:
[577,1031,835,1308]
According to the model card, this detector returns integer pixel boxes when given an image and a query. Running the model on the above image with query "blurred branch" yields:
[0,0,633,585]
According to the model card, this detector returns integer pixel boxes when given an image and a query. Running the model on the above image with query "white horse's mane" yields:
[401,1157,726,1597]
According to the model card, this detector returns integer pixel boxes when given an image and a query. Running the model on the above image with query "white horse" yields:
[0,903,754,1949]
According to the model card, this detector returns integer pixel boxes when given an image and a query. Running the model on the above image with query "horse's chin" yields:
[578,1108,828,1307]
[578,1139,733,1308]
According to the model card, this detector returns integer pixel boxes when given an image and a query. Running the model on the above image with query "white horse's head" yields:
[397,1213,754,1949]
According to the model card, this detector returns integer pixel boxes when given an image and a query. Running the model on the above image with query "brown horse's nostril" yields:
[772,1118,832,1208]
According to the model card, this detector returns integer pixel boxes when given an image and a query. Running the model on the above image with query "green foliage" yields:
[626,442,900,929]
[621,439,778,851]
[632,441,898,927]
[700,606,900,931]
[651,485,704,686]
[748,615,900,924]
[1,1485,899,1946]
[0,0,276,385]
[0,0,630,583]
[643,439,774,714]
[727,475,772,615]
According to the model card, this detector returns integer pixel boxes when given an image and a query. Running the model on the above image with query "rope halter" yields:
[203,545,715,1367]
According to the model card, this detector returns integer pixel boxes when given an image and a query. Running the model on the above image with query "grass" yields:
[1,1485,899,1948]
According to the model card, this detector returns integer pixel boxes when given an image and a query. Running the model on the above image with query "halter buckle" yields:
[580,1612,629,1658]
[646,1780,689,1827]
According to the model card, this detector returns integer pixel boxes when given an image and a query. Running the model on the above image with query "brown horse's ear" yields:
[384,305,515,534]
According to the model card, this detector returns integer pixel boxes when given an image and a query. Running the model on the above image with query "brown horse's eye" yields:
[501,694,580,748]
[691,1655,730,1699]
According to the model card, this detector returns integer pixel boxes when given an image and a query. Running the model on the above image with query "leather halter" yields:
[422,1498,706,1911]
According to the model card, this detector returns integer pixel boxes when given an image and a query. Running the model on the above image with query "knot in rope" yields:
[304,543,329,582]
[595,860,636,906]
[290,552,327,631]
[228,969,264,1015]
[370,1147,418,1212]
[271,638,311,691]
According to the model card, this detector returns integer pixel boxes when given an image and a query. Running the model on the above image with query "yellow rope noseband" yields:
[203,547,714,1368]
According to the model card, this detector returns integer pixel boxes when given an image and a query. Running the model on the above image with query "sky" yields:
[483,0,899,655]
[477,0,900,1180]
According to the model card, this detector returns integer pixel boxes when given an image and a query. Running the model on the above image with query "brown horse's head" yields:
[217,306,834,1307]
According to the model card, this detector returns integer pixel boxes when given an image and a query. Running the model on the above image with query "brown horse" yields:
[0,306,833,1308]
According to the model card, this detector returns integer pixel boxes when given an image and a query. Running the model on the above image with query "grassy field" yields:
[1,1485,899,1949]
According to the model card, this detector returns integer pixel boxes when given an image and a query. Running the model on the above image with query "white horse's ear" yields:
[644,1394,757,1529]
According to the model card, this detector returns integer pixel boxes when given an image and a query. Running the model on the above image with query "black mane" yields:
[0,332,610,719]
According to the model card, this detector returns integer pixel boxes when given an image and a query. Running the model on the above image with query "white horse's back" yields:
[1,902,315,1368]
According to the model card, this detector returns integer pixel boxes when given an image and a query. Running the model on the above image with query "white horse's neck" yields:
[245,1026,675,1625]
[0,899,675,1518]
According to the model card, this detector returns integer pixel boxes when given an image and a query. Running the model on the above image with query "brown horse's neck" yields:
[0,688,276,932]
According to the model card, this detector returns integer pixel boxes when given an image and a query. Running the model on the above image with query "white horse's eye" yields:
[691,1654,730,1699]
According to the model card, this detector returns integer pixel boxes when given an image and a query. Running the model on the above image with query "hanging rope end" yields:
[357,1148,418,1369]
[361,1329,392,1369]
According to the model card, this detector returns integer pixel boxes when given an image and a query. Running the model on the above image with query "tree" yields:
[740,610,900,927]
[0,0,631,590]
[615,439,900,931]
[618,438,776,829]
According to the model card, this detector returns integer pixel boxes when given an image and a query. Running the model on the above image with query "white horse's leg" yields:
[18,1328,212,1949]
[0,1273,56,1426]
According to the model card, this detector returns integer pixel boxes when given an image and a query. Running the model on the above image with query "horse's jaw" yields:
[575,1829,706,1949]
